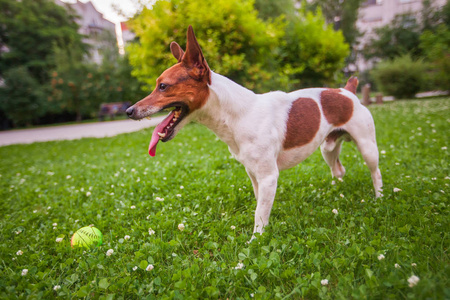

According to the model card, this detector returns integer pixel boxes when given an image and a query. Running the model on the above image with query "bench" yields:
[98,102,131,121]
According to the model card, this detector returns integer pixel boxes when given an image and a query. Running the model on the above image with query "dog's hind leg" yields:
[321,130,350,179]
[341,107,383,197]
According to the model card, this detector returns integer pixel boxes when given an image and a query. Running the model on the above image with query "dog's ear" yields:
[170,42,184,62]
[182,25,211,84]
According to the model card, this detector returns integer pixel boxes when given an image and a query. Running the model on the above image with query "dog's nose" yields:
[126,106,134,118]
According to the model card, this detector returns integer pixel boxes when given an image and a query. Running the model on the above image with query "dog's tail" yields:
[344,76,358,94]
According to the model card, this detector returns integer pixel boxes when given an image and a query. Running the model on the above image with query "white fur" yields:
[188,72,382,236]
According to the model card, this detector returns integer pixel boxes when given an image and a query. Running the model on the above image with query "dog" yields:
[126,26,383,236]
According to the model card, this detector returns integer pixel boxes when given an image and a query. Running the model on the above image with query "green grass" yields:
[1,98,449,299]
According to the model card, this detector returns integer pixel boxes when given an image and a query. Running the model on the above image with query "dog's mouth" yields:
[148,103,189,156]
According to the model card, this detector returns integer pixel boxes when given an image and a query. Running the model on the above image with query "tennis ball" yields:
[71,226,103,248]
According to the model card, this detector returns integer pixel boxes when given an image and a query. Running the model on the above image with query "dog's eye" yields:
[159,83,168,91]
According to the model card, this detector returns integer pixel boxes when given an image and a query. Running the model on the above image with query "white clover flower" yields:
[130,205,136,209]
[146,215,151,220]
[53,285,61,291]
[21,269,28,276]
[338,177,343,182]
[132,266,138,271]
[155,197,164,201]
[12,257,16,261]
[86,191,91,197]
[66,175,71,179]
[332,209,338,215]
[16,250,23,256]
[321,279,329,286]
[124,235,130,240]
[378,254,385,260]
[53,227,57,230]
[395,263,401,269]
[106,249,114,256]
[52,223,58,227]
[411,263,417,267]
[361,199,365,203]
[178,223,185,231]
[381,150,386,154]
[180,186,184,189]
[441,146,447,150]
[176,194,182,197]
[331,180,336,185]
[146,264,154,271]
[235,262,244,270]
[340,194,344,198]
[231,225,236,230]
[33,210,38,213]
[408,275,420,287]
[393,188,402,193]
[47,171,54,176]
[148,228,155,235]
[56,237,63,243]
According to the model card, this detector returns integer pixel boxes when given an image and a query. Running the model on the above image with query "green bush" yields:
[371,54,429,99]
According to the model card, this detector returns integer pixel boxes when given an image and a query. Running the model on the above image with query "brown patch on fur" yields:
[320,90,353,126]
[344,76,358,94]
[134,63,209,114]
[283,98,321,150]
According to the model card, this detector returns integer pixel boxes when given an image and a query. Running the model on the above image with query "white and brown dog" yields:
[127,26,382,236]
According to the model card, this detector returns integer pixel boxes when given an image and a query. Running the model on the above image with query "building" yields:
[55,0,117,64]
[356,0,447,70]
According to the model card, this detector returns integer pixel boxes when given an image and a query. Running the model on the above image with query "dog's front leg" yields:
[253,172,279,235]
[245,168,259,201]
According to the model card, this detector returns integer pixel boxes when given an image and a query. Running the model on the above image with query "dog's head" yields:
[126,26,211,156]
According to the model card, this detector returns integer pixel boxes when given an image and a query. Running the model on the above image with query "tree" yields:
[281,8,349,88]
[308,0,363,47]
[0,0,84,84]
[363,14,422,60]
[127,0,349,92]
[127,0,286,93]
[0,0,86,126]
[253,0,296,20]
[0,66,46,127]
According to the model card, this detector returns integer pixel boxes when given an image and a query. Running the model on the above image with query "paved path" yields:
[0,116,166,147]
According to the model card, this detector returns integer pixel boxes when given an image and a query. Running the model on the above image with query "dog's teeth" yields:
[157,132,166,138]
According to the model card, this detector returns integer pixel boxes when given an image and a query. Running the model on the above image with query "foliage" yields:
[128,0,286,93]
[308,0,363,48]
[420,25,450,90]
[127,0,349,92]
[282,8,349,88]
[0,0,84,84]
[0,98,449,298]
[363,14,422,60]
[253,0,296,20]
[49,35,146,122]
[371,55,429,99]
[0,66,46,127]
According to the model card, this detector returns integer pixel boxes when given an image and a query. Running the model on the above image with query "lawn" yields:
[0,98,449,299]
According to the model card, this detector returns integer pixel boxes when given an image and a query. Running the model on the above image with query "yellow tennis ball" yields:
[71,226,103,248]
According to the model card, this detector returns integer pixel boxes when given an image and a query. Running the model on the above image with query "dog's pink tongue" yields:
[148,111,175,157]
